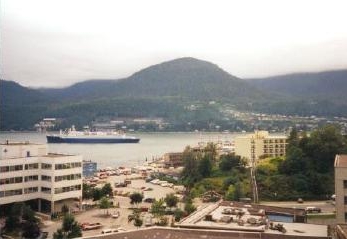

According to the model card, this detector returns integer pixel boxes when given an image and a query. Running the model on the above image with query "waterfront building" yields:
[82,160,97,177]
[234,131,287,164]
[335,154,347,223]
[0,141,82,214]
[34,118,57,132]
[163,152,183,168]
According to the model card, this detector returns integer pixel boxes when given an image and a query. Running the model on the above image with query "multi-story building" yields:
[234,131,287,165]
[335,154,347,223]
[0,141,82,214]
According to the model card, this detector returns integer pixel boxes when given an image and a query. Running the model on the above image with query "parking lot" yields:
[41,177,177,238]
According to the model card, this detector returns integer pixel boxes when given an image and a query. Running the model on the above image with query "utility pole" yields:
[250,140,259,203]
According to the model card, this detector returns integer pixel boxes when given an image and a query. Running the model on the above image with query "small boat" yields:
[46,125,140,144]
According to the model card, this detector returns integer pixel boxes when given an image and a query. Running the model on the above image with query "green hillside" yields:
[2,58,347,131]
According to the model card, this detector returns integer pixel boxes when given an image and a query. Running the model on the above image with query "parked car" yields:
[305,207,321,213]
[112,211,120,218]
[144,215,153,227]
[115,182,127,187]
[101,228,118,234]
[81,222,102,230]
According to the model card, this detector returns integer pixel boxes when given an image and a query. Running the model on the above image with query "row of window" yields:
[42,163,52,169]
[0,184,82,197]
[0,173,81,185]
[0,165,23,172]
[0,187,40,197]
[264,145,285,148]
[41,187,51,194]
[0,189,23,197]
[264,139,286,143]
[24,187,38,194]
[0,176,23,185]
[1,175,40,185]
[55,162,81,170]
[24,175,39,182]
[25,163,39,170]
[54,184,81,194]
[41,175,52,182]
[0,162,81,173]
[55,174,81,182]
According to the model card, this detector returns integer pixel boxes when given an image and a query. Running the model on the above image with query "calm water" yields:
[0,132,237,169]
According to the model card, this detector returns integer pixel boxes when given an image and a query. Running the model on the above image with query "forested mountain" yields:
[246,69,347,104]
[0,80,52,130]
[40,57,268,103]
[1,57,347,130]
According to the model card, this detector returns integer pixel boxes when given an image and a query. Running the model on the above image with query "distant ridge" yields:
[246,69,347,103]
[2,57,347,130]
[41,57,266,102]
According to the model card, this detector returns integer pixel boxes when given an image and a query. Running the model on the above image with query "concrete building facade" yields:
[0,141,82,213]
[234,131,287,164]
[335,154,347,223]
[163,152,183,168]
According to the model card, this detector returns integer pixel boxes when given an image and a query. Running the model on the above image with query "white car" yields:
[112,211,120,218]
[101,228,118,234]
[150,179,160,184]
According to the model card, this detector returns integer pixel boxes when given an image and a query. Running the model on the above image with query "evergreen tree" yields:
[164,194,179,209]
[198,156,212,178]
[53,214,82,239]
[99,197,112,215]
[129,192,143,207]
[101,183,113,197]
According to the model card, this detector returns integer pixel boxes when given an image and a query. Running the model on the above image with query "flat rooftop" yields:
[177,201,328,238]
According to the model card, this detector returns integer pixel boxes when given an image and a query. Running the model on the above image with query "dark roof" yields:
[83,227,328,239]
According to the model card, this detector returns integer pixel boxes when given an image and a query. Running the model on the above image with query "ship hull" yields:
[46,135,140,144]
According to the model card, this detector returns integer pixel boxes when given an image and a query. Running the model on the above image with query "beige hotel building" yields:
[0,141,82,213]
[234,131,287,165]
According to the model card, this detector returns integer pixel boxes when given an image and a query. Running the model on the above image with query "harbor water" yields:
[0,132,237,169]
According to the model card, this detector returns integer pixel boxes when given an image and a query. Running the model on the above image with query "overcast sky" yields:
[1,0,347,88]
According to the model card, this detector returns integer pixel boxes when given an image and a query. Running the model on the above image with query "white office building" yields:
[0,141,82,213]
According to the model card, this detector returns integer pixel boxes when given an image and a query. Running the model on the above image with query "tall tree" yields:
[198,155,212,177]
[204,142,218,162]
[101,183,113,197]
[128,209,143,228]
[99,197,112,215]
[305,125,346,172]
[219,154,242,171]
[53,214,82,239]
[129,192,143,207]
[151,199,166,218]
[181,146,201,189]
[164,194,178,209]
